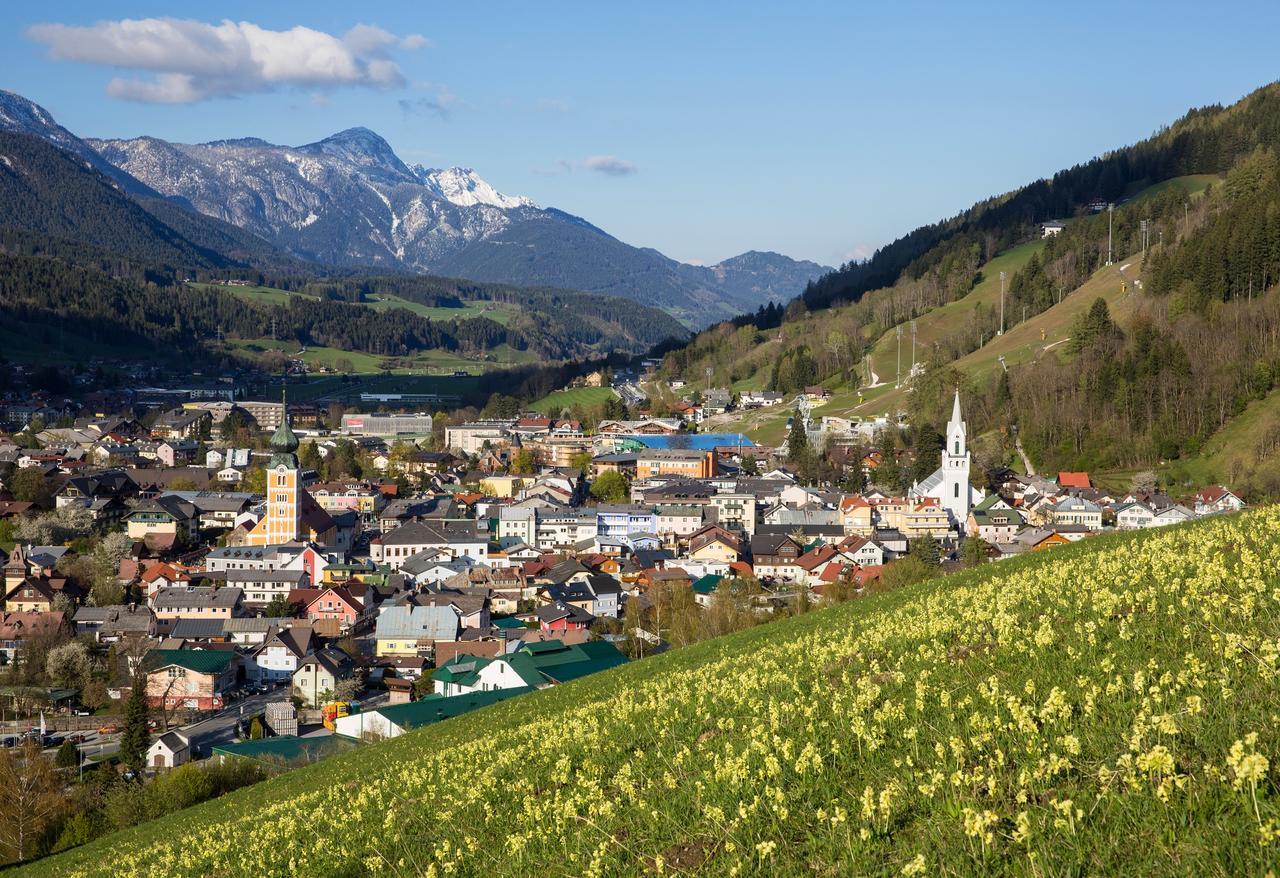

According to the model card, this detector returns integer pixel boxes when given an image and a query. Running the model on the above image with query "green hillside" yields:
[22,511,1280,876]
[865,239,1046,387]
[530,385,617,414]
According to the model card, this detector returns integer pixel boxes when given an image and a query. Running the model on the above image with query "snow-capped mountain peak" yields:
[413,165,536,209]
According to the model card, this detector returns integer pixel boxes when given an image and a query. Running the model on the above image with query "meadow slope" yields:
[20,510,1280,877]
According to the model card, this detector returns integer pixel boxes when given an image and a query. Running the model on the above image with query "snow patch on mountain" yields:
[414,165,536,209]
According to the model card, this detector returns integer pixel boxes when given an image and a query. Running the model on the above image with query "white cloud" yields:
[26,18,427,104]
[400,33,431,50]
[580,155,637,176]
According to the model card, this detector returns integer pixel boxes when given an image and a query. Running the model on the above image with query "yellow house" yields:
[839,496,874,535]
[478,475,525,499]
[687,526,742,564]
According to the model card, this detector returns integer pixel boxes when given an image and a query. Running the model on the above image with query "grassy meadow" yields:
[18,510,1280,877]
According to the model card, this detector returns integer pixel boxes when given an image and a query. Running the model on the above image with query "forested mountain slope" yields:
[668,82,1280,492]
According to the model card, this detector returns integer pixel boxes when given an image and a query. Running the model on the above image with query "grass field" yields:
[1159,388,1280,490]
[855,254,1147,418]
[1125,173,1222,204]
[866,239,1047,387]
[530,386,617,414]
[361,294,519,325]
[186,283,318,307]
[20,511,1280,877]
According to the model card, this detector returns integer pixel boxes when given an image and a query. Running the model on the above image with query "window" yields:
[954,484,960,499]
[954,440,960,455]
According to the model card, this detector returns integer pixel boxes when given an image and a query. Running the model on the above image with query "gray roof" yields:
[168,618,228,639]
[375,604,458,641]
[380,521,486,547]
[152,586,243,610]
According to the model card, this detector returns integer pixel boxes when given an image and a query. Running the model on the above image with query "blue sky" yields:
[3,2,1279,266]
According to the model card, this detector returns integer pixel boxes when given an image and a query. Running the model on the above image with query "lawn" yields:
[19,511,1280,877]
[530,386,617,414]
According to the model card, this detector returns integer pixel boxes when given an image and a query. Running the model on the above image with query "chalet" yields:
[1050,497,1103,531]
[126,495,199,548]
[0,611,65,661]
[1193,485,1246,516]
[246,626,315,683]
[967,495,1025,542]
[749,533,804,580]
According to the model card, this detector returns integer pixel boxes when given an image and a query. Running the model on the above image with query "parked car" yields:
[0,736,15,748]
[47,735,65,748]
[97,724,119,735]
[66,733,88,744]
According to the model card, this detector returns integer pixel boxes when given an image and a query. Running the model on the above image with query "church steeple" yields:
[941,388,972,526]
[269,384,299,468]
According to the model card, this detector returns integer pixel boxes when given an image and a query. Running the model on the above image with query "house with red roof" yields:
[1057,472,1092,490]
[1193,485,1245,516]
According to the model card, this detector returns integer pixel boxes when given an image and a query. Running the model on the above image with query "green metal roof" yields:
[340,688,533,738]
[491,617,528,630]
[212,735,354,765]
[141,649,234,674]
[692,574,723,595]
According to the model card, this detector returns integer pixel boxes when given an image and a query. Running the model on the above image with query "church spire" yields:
[269,380,299,467]
[950,388,963,429]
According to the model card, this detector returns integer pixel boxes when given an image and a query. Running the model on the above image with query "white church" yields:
[908,390,984,528]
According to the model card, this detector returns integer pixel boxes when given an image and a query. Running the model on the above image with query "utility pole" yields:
[910,320,917,375]
[704,366,712,394]
[1106,203,1114,266]
[998,271,1007,335]
[270,317,278,341]
[895,325,902,389]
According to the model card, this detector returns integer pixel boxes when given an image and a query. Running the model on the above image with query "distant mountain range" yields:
[0,90,828,327]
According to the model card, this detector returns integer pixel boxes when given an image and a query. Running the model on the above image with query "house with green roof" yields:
[211,734,356,767]
[333,687,532,740]
[431,638,627,697]
[966,494,1025,543]
[141,648,238,711]
[691,574,723,606]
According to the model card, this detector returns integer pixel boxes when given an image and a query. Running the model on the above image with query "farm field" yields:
[19,510,1280,877]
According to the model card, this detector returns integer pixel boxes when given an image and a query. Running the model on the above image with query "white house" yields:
[1193,485,1246,516]
[1152,504,1196,527]
[1114,501,1155,530]
[245,626,314,682]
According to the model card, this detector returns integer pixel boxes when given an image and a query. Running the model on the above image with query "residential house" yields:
[375,604,458,658]
[142,648,238,711]
[967,495,1025,542]
[293,647,357,707]
[0,611,65,662]
[1051,497,1103,531]
[1114,501,1156,530]
[246,626,315,683]
[432,639,627,697]
[370,521,489,566]
[126,495,198,548]
[151,586,244,634]
[1193,485,1246,516]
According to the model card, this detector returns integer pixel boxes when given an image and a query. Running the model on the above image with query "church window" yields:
[954,484,960,499]
[954,440,960,455]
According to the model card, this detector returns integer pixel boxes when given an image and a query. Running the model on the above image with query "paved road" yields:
[177,688,285,753]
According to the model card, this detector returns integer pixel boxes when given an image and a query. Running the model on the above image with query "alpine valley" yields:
[0,90,827,328]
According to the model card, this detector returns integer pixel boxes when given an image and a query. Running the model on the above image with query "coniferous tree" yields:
[119,673,150,774]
